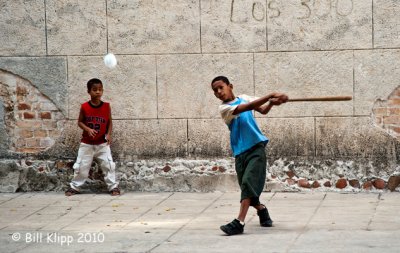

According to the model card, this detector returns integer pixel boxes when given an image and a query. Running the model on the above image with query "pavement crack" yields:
[147,192,225,253]
[366,192,381,231]
[285,193,327,253]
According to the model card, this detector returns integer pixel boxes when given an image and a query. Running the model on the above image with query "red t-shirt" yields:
[80,101,110,145]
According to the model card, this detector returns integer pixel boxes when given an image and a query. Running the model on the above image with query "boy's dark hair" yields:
[211,76,230,85]
[87,78,103,91]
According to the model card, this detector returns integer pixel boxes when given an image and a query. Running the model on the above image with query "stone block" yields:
[44,120,81,158]
[0,57,68,114]
[315,117,399,162]
[0,0,46,56]
[354,49,400,115]
[336,178,348,189]
[372,178,386,189]
[298,179,311,188]
[0,161,20,192]
[46,0,107,55]
[157,53,253,118]
[0,103,9,155]
[258,117,315,157]
[68,55,157,119]
[267,0,372,51]
[188,119,231,157]
[108,0,200,54]
[254,51,353,117]
[387,175,400,191]
[374,0,400,48]
[201,0,267,52]
[111,119,187,158]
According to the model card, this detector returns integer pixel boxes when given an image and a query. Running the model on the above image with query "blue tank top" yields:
[227,97,268,156]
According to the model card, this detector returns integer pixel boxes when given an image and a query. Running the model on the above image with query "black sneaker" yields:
[220,219,244,235]
[258,206,273,227]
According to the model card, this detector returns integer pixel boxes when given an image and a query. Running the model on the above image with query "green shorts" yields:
[235,142,267,206]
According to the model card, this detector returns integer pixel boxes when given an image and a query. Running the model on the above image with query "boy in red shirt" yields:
[65,78,120,196]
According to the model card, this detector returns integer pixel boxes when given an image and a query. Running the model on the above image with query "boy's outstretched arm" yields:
[233,93,288,115]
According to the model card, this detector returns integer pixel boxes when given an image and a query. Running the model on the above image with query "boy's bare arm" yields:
[233,93,288,115]
[256,97,287,114]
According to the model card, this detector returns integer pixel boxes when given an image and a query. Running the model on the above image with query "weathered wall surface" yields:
[0,0,399,192]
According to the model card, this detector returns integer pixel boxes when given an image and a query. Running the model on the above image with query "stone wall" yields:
[0,0,399,192]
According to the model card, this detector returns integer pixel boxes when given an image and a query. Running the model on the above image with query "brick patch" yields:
[0,70,65,153]
[372,86,400,138]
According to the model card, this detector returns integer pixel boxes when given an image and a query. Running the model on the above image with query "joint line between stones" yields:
[148,192,225,252]
[366,192,381,231]
[285,193,327,253]
[120,192,175,229]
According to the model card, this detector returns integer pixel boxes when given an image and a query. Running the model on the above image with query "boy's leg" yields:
[237,198,251,222]
[220,153,249,235]
[94,144,119,193]
[69,143,94,192]
[239,143,273,226]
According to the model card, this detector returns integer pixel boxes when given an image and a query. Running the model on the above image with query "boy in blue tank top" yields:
[211,76,288,235]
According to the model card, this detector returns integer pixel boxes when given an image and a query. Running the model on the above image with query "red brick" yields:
[23,112,35,119]
[372,178,386,189]
[388,108,400,115]
[211,166,218,171]
[383,116,400,125]
[55,161,66,169]
[16,148,41,153]
[372,107,388,116]
[298,179,311,188]
[163,165,171,172]
[392,87,400,97]
[18,103,31,110]
[335,178,347,189]
[311,181,320,188]
[363,181,373,190]
[387,176,400,192]
[323,181,332,187]
[393,87,400,96]
[15,120,41,128]
[349,179,360,188]
[17,129,33,138]
[40,112,52,119]
[48,130,61,138]
[16,86,28,95]
[42,121,57,129]
[391,127,400,134]
[389,98,400,105]
[218,166,226,173]
[34,130,47,138]
[286,170,296,178]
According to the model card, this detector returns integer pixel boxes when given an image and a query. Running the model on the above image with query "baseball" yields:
[104,53,117,68]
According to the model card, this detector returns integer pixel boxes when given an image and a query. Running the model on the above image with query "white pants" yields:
[70,143,118,191]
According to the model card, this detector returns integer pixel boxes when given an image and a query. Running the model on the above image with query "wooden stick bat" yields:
[287,96,352,102]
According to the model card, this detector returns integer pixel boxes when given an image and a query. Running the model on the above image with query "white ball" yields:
[104,53,117,68]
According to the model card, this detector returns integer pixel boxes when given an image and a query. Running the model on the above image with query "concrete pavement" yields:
[0,191,399,253]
